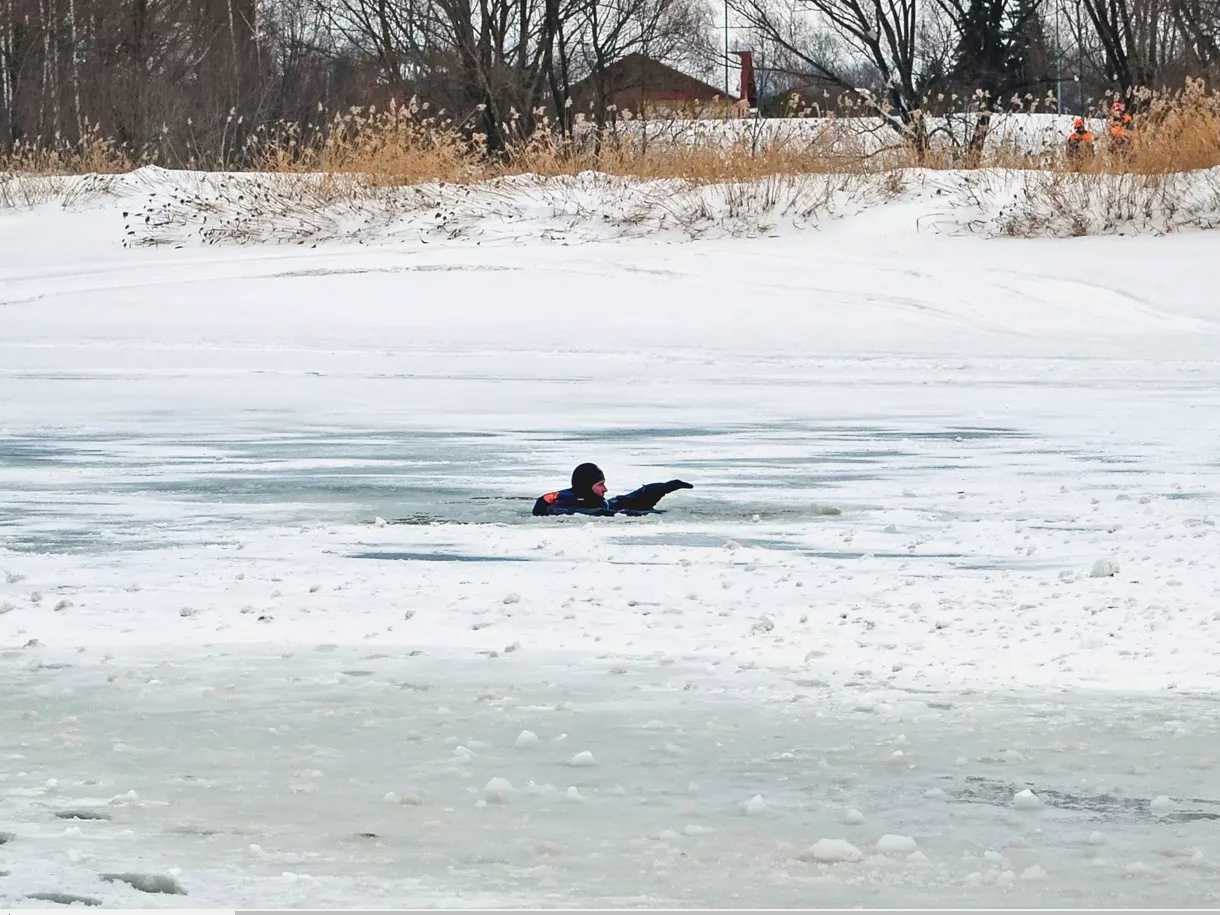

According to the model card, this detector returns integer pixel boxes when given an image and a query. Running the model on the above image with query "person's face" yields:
[592,480,608,497]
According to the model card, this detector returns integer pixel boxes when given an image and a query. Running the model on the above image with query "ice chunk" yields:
[682,824,714,836]
[923,787,948,800]
[876,834,918,855]
[1021,865,1047,881]
[800,839,864,863]
[743,795,767,817]
[514,729,539,748]
[841,808,866,825]
[1013,789,1042,810]
[1124,861,1158,877]
[569,750,596,767]
[1090,558,1120,578]
[1150,795,1174,815]
[483,777,513,803]
[563,786,584,802]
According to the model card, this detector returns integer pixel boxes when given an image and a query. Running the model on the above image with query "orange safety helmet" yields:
[1073,117,1085,129]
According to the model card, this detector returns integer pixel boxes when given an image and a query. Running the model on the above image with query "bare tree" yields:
[1169,0,1220,69]
[572,0,716,129]
[729,0,933,153]
[1079,0,1179,92]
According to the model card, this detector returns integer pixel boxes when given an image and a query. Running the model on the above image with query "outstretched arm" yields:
[607,480,693,512]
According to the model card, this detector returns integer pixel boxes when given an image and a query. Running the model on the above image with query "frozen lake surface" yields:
[3,173,1220,906]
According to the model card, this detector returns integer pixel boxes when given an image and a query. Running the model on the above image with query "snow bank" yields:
[107,166,1220,244]
[7,164,1219,248]
[582,112,1091,158]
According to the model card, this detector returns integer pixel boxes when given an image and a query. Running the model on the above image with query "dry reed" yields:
[5,84,1217,188]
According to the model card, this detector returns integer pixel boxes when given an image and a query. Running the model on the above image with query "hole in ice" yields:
[349,551,532,563]
[25,893,103,907]
[53,809,110,821]
[100,872,187,896]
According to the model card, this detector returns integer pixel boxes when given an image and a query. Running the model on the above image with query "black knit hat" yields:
[571,462,605,494]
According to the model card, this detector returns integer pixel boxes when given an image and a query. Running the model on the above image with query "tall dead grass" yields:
[4,84,1220,190]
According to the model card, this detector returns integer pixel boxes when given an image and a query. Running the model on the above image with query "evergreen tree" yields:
[948,0,1050,106]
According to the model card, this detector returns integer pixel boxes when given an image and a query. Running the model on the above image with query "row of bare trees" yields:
[323,0,713,146]
[1,0,1218,161]
[0,0,716,159]
[731,0,1219,150]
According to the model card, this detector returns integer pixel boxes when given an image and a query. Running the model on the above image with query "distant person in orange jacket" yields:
[1108,100,1133,153]
[1066,117,1095,161]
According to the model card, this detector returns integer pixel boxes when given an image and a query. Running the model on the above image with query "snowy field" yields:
[2,171,1220,907]
[582,113,1094,157]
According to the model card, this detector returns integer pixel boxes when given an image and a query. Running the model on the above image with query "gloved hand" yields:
[611,480,693,512]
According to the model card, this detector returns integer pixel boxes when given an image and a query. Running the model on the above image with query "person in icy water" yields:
[532,462,693,517]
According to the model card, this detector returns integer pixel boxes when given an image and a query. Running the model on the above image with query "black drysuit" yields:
[532,463,693,517]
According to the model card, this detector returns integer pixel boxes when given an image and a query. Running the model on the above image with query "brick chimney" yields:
[733,51,758,109]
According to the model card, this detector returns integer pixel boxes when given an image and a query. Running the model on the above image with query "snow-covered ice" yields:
[3,170,1220,906]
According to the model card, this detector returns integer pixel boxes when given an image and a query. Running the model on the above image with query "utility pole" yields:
[724,0,730,97]
[1055,0,1063,113]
